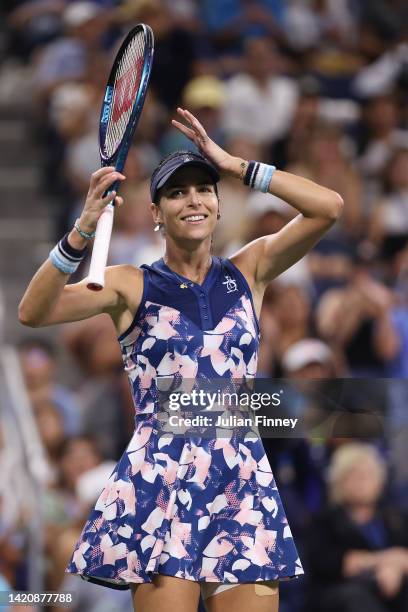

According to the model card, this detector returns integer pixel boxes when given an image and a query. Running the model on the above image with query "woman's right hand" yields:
[78,166,125,234]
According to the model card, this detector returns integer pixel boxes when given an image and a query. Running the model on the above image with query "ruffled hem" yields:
[66,568,304,591]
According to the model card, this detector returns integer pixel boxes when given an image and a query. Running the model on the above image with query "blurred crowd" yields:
[1,1,408,611]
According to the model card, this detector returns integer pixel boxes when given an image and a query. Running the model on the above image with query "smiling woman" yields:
[18,107,343,612]
[150,152,220,250]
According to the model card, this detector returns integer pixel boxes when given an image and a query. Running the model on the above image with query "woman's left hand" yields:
[172,108,243,177]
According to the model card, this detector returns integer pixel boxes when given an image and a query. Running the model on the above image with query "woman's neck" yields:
[164,239,213,284]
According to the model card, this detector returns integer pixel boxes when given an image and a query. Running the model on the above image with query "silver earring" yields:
[154,224,161,232]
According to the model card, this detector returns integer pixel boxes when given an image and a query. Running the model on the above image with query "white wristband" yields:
[244,161,276,192]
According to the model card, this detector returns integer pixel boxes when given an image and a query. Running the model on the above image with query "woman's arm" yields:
[18,167,141,332]
[18,263,140,328]
[232,168,343,287]
[172,107,343,291]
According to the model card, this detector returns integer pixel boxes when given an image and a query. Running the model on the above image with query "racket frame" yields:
[86,24,154,291]
[99,23,154,173]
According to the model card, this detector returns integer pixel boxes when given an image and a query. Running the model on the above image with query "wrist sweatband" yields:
[49,233,88,275]
[244,161,276,192]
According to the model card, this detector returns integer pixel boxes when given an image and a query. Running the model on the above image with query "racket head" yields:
[99,23,154,171]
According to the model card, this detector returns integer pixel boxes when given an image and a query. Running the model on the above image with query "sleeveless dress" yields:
[66,257,304,588]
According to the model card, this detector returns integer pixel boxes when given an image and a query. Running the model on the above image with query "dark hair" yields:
[56,434,104,462]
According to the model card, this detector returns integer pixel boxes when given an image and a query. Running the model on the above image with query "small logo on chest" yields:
[222,275,238,293]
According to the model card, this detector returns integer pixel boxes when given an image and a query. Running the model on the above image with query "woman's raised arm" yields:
[18,167,141,330]
[172,107,343,289]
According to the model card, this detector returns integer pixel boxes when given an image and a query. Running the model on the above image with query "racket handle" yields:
[86,203,115,291]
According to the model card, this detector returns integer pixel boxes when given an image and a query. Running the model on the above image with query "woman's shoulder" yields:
[106,264,143,282]
[105,265,144,307]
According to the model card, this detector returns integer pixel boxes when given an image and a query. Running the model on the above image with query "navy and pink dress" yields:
[66,257,304,588]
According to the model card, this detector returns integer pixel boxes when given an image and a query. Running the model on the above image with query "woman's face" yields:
[59,439,101,491]
[152,166,219,243]
[338,457,384,507]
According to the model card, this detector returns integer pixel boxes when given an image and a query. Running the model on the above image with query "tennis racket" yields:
[87,24,154,290]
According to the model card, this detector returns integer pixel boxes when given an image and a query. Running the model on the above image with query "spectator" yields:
[368,148,408,264]
[286,121,363,241]
[5,0,65,59]
[33,400,66,466]
[18,338,82,436]
[222,178,296,256]
[201,0,287,55]
[222,36,298,146]
[271,75,322,169]
[48,458,117,593]
[118,0,196,110]
[56,435,105,513]
[307,442,408,612]
[285,0,358,54]
[281,338,336,380]
[160,75,227,155]
[354,94,407,199]
[62,316,134,459]
[263,285,313,377]
[33,1,109,102]
[316,263,398,376]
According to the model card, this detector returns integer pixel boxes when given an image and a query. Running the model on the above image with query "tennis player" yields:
[19,108,343,612]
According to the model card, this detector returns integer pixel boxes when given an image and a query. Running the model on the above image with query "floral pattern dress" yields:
[66,257,304,589]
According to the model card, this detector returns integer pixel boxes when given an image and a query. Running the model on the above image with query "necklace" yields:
[164,257,212,288]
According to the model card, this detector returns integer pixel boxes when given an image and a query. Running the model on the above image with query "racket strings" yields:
[105,32,145,156]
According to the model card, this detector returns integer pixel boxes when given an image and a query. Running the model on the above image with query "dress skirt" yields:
[66,414,304,589]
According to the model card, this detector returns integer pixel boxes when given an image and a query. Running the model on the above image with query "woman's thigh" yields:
[203,581,279,612]
[131,574,201,612]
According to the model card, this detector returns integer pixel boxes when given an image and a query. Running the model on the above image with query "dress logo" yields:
[222,275,238,293]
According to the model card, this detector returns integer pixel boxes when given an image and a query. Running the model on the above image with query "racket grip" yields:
[86,203,115,290]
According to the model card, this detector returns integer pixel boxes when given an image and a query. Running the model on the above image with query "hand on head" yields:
[172,108,242,177]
